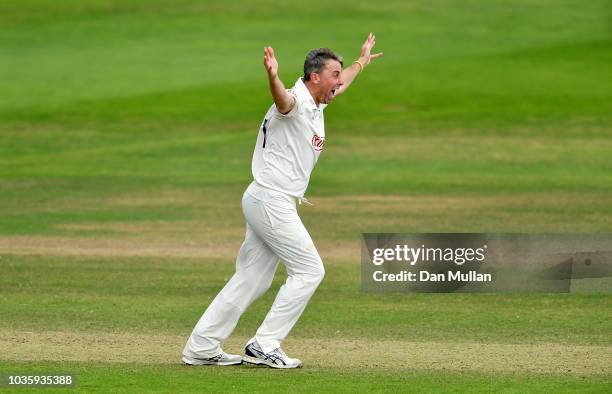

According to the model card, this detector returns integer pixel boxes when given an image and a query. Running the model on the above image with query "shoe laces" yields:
[207,353,224,361]
[273,347,289,359]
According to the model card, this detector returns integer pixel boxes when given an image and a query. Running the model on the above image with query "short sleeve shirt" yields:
[251,77,327,198]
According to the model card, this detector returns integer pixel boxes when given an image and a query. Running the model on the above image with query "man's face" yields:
[316,59,343,104]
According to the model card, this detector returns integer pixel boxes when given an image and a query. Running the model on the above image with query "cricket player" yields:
[183,33,382,369]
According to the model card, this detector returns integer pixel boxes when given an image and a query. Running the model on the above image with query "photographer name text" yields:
[373,270,492,282]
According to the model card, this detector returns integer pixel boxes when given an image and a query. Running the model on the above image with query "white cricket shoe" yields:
[182,351,242,366]
[243,339,302,369]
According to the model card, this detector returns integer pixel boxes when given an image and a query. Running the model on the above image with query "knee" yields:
[289,265,324,302]
[317,264,325,282]
[308,263,325,285]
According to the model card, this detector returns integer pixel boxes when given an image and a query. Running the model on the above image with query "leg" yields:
[183,220,280,358]
[244,192,325,354]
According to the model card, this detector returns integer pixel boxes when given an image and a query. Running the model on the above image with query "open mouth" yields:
[324,88,338,103]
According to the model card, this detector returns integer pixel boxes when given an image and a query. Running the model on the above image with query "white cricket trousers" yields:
[183,181,325,357]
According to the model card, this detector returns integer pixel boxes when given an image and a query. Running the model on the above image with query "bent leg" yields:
[245,195,325,354]
[183,223,279,358]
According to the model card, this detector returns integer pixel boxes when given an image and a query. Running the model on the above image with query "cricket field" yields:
[1,1,611,392]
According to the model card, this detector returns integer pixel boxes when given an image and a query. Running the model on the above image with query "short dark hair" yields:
[303,48,343,81]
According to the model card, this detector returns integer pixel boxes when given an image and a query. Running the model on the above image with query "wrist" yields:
[352,60,364,74]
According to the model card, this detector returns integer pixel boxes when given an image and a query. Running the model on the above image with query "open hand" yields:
[264,46,279,79]
[359,33,383,67]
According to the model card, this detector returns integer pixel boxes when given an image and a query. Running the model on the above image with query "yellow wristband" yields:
[353,60,364,73]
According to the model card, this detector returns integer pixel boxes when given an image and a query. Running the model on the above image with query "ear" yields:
[310,72,321,84]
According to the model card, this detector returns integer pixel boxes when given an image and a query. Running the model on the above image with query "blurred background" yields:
[1,1,611,390]
[2,0,611,240]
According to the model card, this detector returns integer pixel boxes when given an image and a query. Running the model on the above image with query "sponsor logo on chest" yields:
[312,134,325,151]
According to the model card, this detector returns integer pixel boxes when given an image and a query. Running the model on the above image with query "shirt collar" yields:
[295,77,321,111]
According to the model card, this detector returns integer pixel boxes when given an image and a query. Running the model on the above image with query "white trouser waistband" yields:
[246,181,313,206]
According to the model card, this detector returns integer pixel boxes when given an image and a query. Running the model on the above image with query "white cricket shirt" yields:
[251,77,327,198]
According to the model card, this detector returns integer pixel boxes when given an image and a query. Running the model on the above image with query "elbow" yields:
[276,95,296,115]
[277,103,292,115]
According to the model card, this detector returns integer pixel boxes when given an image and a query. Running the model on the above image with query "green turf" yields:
[1,0,610,131]
[1,0,611,392]
[1,254,611,345]
[1,361,610,393]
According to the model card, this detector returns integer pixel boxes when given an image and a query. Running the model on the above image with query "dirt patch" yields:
[0,236,358,263]
[0,236,236,260]
[56,221,245,239]
[1,330,610,375]
[1,192,609,263]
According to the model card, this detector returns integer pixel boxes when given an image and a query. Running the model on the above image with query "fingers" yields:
[263,47,269,68]
[362,33,377,51]
[263,46,275,61]
[263,46,278,76]
[359,33,382,64]
[263,47,274,69]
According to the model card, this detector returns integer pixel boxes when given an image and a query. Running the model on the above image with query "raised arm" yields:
[264,46,296,114]
[335,33,383,96]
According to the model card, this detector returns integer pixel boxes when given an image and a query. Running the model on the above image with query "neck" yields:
[304,80,321,106]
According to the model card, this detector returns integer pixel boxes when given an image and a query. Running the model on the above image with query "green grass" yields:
[1,0,611,392]
[1,254,610,344]
[1,0,610,131]
[1,362,610,393]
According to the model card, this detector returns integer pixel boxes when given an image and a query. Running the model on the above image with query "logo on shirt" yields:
[312,135,325,151]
